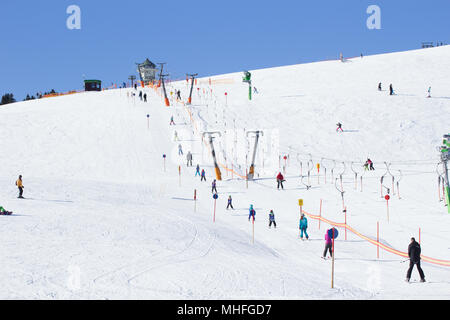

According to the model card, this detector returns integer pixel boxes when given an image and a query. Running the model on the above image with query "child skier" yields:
[195,164,200,176]
[15,175,24,198]
[323,229,333,259]
[276,172,285,190]
[363,160,369,171]
[211,179,217,193]
[299,214,309,240]
[248,205,256,222]
[200,169,206,181]
[367,158,375,170]
[226,196,234,210]
[269,210,276,228]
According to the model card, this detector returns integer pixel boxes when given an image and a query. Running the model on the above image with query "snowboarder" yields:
[226,195,234,210]
[178,144,183,156]
[15,175,24,198]
[170,116,175,126]
[186,151,193,167]
[248,204,256,221]
[336,122,343,132]
[378,82,382,91]
[367,158,375,170]
[406,237,425,282]
[299,214,309,240]
[211,179,217,193]
[143,93,147,102]
[323,229,333,259]
[389,84,394,96]
[269,210,276,228]
[0,206,12,215]
[276,172,285,190]
[195,164,200,176]
[200,169,206,181]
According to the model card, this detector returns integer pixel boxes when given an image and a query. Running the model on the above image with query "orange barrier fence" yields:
[301,209,450,267]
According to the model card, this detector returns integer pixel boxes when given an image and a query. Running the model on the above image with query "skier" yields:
[378,82,382,91]
[134,83,137,90]
[211,179,218,193]
[170,116,175,126]
[226,195,234,210]
[173,130,179,141]
[15,175,24,198]
[186,151,193,167]
[0,205,12,215]
[427,87,431,98]
[195,164,201,176]
[323,229,333,259]
[248,204,256,222]
[177,90,181,100]
[178,144,183,156]
[200,169,206,181]
[253,87,259,94]
[367,158,375,170]
[143,93,147,102]
[269,210,276,228]
[276,172,285,190]
[336,122,343,132]
[363,160,369,171]
[406,237,425,282]
[299,214,309,240]
[389,84,394,96]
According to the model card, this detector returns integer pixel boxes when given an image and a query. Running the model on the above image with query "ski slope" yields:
[0,46,449,299]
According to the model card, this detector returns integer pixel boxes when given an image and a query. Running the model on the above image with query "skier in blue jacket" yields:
[299,214,309,240]
[269,210,276,228]
[248,204,256,222]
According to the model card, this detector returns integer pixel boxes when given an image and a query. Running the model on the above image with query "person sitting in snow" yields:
[0,206,12,215]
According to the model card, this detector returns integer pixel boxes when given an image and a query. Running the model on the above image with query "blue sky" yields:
[1,0,449,100]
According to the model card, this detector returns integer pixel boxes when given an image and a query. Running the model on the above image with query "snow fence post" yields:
[213,193,218,223]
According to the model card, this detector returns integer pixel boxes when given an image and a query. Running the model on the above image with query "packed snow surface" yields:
[0,46,449,299]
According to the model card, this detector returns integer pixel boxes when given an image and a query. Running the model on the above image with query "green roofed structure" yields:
[84,80,102,92]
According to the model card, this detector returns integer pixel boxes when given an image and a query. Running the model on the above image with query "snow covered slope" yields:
[0,46,449,299]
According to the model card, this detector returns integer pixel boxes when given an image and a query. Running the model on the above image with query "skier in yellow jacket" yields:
[15,175,24,198]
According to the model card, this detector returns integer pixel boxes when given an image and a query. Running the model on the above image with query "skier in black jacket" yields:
[406,237,425,282]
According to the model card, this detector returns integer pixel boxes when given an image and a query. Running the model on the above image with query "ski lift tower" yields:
[242,71,252,100]
[186,73,198,105]
[440,134,450,213]
[157,62,166,86]
[246,130,263,180]
[159,73,170,106]
[202,131,223,181]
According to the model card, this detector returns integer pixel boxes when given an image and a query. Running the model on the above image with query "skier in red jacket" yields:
[276,172,285,190]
